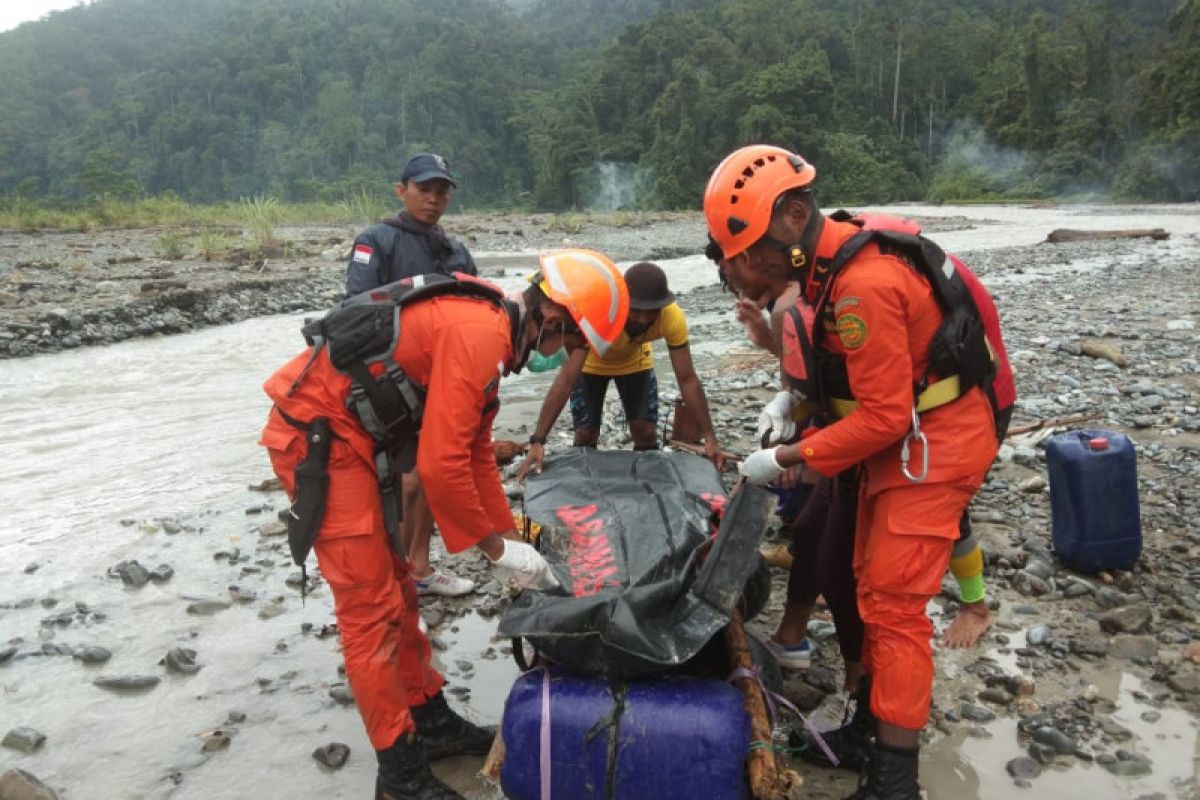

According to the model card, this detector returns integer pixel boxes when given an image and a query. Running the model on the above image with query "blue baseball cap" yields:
[401,152,456,187]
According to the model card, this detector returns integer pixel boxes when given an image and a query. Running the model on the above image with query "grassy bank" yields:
[0,192,396,234]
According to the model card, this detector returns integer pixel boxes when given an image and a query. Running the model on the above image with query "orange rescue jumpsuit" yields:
[799,218,999,730]
[259,295,518,750]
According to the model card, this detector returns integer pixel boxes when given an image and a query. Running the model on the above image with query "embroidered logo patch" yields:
[352,243,373,264]
[836,314,868,349]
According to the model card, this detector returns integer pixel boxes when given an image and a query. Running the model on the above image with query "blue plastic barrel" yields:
[1046,429,1141,573]
[500,669,750,800]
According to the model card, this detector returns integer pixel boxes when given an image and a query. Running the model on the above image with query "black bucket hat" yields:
[625,262,675,310]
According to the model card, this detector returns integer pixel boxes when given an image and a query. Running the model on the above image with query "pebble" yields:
[329,684,355,706]
[2,726,46,754]
[108,560,151,588]
[1032,726,1077,756]
[312,742,351,769]
[959,703,996,723]
[1026,625,1052,646]
[1099,605,1153,635]
[1005,756,1042,780]
[93,674,161,692]
[163,647,202,675]
[72,645,112,664]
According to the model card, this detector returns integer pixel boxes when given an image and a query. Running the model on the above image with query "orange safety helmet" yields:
[536,249,629,357]
[703,145,817,260]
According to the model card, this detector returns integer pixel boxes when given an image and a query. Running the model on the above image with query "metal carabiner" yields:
[900,408,929,483]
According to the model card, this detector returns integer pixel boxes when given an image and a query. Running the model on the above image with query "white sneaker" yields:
[765,637,816,670]
[809,690,856,733]
[415,568,475,597]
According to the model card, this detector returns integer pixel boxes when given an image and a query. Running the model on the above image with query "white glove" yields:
[739,446,785,486]
[488,539,560,591]
[756,391,796,445]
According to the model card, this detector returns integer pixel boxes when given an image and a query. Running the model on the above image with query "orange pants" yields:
[854,477,983,730]
[266,426,444,751]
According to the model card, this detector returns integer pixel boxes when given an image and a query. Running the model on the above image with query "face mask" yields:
[527,346,567,373]
[625,320,652,339]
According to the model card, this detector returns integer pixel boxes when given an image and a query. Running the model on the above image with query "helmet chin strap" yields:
[756,194,823,294]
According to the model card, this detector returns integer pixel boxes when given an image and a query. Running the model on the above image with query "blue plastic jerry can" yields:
[1046,429,1142,573]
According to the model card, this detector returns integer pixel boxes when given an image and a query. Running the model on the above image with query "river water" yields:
[1,204,1197,799]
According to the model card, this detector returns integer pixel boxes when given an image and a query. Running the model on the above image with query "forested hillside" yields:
[0,0,1195,209]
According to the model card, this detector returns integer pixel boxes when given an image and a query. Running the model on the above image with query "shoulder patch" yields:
[353,243,373,264]
[836,314,868,349]
[834,296,861,313]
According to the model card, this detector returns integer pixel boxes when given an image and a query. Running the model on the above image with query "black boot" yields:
[375,733,465,800]
[845,741,921,800]
[791,677,875,771]
[410,691,496,761]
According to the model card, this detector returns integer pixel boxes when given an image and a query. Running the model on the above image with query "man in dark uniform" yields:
[344,152,478,597]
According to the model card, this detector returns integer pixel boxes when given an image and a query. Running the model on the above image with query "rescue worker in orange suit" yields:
[260,250,629,799]
[705,145,999,799]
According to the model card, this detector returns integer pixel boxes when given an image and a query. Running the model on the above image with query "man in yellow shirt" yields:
[520,262,723,475]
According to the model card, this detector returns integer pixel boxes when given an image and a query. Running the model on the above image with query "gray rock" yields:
[1070,636,1110,657]
[1095,587,1131,609]
[1099,605,1153,635]
[1028,742,1058,764]
[186,599,232,615]
[163,647,202,675]
[312,742,351,769]
[0,769,61,800]
[959,703,996,723]
[1026,625,1052,646]
[1102,750,1152,777]
[1032,726,1077,755]
[149,564,174,583]
[2,727,46,754]
[1099,717,1133,739]
[1012,571,1051,597]
[72,645,112,664]
[0,646,16,664]
[329,684,355,706]
[979,687,1013,706]
[1005,756,1042,780]
[1167,674,1200,694]
[1108,635,1158,662]
[93,674,161,692]
[1024,559,1055,580]
[108,560,151,587]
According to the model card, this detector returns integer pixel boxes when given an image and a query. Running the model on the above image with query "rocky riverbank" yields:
[2,205,1198,799]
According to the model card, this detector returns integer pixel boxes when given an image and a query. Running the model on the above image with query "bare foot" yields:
[940,600,992,648]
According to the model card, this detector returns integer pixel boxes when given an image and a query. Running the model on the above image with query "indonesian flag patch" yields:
[352,243,373,264]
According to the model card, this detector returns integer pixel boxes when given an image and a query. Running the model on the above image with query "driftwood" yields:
[725,609,784,800]
[668,438,742,466]
[1005,411,1105,438]
[1079,339,1131,368]
[1044,228,1168,244]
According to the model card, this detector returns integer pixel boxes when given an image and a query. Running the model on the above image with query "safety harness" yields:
[780,212,998,481]
[281,272,520,566]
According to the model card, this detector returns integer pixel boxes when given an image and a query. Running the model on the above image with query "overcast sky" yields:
[0,0,91,33]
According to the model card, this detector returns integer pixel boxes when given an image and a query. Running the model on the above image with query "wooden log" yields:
[725,609,784,800]
[479,729,506,781]
[1044,228,1168,243]
[1079,339,1130,368]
